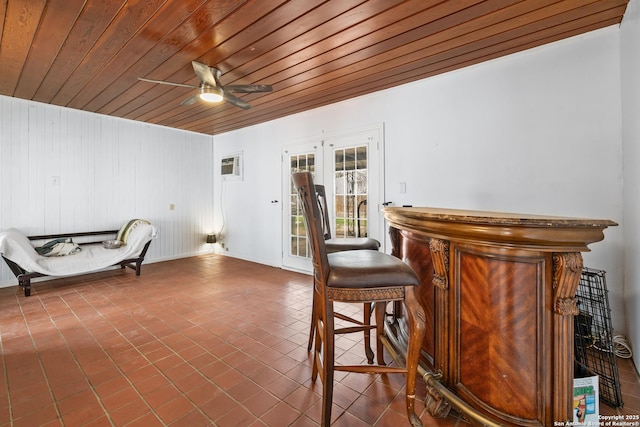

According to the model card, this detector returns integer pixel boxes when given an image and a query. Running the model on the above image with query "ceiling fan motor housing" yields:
[200,85,224,103]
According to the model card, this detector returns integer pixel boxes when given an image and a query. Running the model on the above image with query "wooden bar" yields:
[383,207,616,426]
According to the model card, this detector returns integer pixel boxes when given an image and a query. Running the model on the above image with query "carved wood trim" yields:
[327,287,404,303]
[551,252,583,423]
[555,297,579,316]
[429,238,450,389]
[430,238,449,290]
[425,382,452,418]
[552,252,582,316]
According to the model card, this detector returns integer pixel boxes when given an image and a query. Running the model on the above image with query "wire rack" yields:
[574,267,623,408]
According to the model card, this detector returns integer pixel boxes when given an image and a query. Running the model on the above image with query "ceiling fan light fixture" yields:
[200,86,223,103]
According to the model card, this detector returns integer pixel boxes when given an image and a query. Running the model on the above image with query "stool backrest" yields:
[315,185,332,240]
[292,172,330,284]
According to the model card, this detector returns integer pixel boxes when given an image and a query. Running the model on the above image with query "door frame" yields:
[280,138,323,273]
[280,123,385,273]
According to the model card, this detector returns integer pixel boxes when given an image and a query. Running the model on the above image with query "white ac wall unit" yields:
[220,152,243,180]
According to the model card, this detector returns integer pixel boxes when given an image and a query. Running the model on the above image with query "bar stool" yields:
[293,171,425,427]
[308,184,381,361]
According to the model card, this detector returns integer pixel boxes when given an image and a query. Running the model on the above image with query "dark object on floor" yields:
[574,267,623,408]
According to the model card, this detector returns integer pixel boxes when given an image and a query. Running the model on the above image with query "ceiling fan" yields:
[138,61,272,110]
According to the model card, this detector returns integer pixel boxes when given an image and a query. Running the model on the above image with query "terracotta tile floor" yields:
[0,254,638,426]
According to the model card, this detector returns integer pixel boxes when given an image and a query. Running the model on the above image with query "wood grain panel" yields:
[454,245,544,423]
[121,1,350,126]
[0,0,630,135]
[101,0,292,118]
[13,0,86,99]
[51,0,167,106]
[70,0,212,110]
[175,2,628,134]
[33,0,126,103]
[130,0,407,126]
[90,0,250,114]
[0,0,47,95]
[0,1,7,45]
[120,0,326,121]
[146,0,500,129]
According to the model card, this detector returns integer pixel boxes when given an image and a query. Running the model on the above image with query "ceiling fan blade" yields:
[192,61,217,87]
[138,77,198,89]
[223,92,251,110]
[180,94,201,106]
[224,84,273,93]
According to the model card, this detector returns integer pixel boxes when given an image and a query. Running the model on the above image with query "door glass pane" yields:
[333,145,368,238]
[288,153,314,259]
[344,148,356,170]
[335,149,344,171]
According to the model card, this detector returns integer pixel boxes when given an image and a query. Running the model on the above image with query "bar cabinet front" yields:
[383,207,616,426]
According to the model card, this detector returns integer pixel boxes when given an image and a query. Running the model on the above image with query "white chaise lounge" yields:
[0,221,157,296]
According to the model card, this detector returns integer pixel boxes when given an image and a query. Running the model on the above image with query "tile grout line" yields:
[81,283,276,425]
[42,291,118,426]
[0,315,12,427]
[18,293,64,426]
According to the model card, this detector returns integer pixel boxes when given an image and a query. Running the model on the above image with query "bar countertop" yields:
[383,206,617,252]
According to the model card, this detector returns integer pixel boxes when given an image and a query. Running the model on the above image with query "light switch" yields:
[399,182,406,193]
[169,203,175,211]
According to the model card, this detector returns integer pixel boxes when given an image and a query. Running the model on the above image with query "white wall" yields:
[621,0,640,371]
[212,130,283,266]
[0,96,215,286]
[213,26,626,334]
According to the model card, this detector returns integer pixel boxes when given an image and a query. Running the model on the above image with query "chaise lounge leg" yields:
[20,278,31,297]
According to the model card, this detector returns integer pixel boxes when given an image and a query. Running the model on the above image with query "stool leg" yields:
[404,287,426,427]
[375,302,387,365]
[363,302,374,364]
[321,301,336,427]
[312,296,375,361]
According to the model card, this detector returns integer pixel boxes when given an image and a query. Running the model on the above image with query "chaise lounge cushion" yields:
[116,219,150,244]
[0,223,157,277]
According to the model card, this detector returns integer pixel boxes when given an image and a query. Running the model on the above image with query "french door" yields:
[281,125,383,273]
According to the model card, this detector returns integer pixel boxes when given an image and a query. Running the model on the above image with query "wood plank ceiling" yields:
[0,0,630,136]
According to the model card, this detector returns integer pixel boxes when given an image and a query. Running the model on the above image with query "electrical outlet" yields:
[169,203,174,211]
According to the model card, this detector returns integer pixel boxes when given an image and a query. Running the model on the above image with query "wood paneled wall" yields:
[0,95,214,287]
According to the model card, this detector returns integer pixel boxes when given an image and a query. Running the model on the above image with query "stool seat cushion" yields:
[325,237,380,253]
[327,250,419,289]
